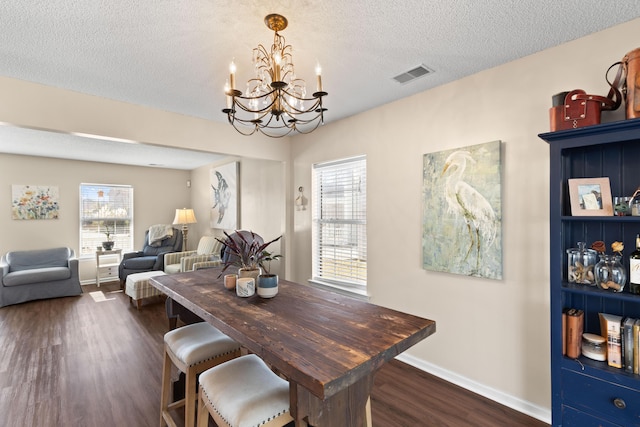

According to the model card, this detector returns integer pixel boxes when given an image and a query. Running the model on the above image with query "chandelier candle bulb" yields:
[224,80,232,109]
[315,63,323,92]
[229,61,236,90]
[273,52,282,82]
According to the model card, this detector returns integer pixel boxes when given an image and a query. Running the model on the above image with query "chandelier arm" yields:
[280,70,297,83]
[227,115,259,136]
[229,112,295,133]
[285,114,323,126]
[231,87,326,115]
[258,125,295,138]
[278,97,321,116]
[280,87,326,103]
[233,97,278,115]
[258,113,285,128]
[281,47,293,62]
[227,107,324,136]
[233,87,281,114]
[254,45,271,62]
[289,118,323,135]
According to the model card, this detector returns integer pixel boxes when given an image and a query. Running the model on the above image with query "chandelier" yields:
[222,14,327,138]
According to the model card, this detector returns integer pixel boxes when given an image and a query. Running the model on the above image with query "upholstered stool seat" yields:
[161,322,241,427]
[125,270,166,309]
[197,354,293,427]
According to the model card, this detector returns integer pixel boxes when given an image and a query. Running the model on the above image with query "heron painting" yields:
[422,141,502,279]
[210,162,238,229]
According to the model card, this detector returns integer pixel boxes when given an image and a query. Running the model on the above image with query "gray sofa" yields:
[0,247,82,307]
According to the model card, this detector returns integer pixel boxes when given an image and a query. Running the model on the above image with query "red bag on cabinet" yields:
[549,89,617,131]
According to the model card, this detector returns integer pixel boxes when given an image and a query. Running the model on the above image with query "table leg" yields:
[290,374,373,427]
[289,382,309,426]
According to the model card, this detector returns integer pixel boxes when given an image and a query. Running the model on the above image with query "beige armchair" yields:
[192,259,222,270]
[164,236,222,274]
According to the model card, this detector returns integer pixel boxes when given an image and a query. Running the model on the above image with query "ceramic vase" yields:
[257,274,278,298]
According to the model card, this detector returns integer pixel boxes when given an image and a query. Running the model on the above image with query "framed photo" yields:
[568,177,613,216]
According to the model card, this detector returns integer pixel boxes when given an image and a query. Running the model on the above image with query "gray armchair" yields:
[118,227,182,286]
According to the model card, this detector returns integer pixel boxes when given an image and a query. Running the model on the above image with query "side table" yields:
[95,248,122,287]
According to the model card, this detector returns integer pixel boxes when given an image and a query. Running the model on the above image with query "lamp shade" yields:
[173,208,197,225]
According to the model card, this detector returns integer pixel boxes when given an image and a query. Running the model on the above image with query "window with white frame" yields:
[79,184,134,256]
[312,156,367,291]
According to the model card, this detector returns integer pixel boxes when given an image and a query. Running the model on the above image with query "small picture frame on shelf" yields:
[568,177,613,216]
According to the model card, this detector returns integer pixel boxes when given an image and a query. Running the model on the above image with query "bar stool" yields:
[160,322,241,427]
[196,354,294,427]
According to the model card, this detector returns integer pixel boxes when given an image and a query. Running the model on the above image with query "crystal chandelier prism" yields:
[222,14,327,138]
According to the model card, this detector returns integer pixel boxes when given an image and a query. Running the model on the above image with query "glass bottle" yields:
[594,254,627,292]
[566,242,597,285]
[630,234,640,295]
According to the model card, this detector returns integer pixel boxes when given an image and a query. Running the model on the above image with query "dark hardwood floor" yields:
[0,282,548,427]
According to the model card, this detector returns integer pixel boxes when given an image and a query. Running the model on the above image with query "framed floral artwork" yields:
[12,185,60,220]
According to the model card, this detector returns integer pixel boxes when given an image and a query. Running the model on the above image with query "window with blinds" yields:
[79,184,133,256]
[312,156,367,290]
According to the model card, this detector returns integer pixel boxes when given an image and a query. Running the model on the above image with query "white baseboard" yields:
[395,353,551,425]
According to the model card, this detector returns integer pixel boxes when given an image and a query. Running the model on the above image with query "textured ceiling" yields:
[1,1,639,168]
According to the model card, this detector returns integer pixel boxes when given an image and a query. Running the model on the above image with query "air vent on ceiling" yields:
[393,64,434,84]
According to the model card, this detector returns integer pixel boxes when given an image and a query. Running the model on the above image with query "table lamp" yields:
[172,208,197,250]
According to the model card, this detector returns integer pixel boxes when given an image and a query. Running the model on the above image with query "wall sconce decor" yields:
[295,186,307,211]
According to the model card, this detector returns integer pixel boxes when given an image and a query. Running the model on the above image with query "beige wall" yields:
[289,18,640,422]
[190,157,286,277]
[1,16,639,424]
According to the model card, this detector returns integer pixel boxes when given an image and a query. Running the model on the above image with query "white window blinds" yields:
[312,156,367,288]
[79,184,134,256]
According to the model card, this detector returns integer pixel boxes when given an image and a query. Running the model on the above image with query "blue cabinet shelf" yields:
[540,119,640,427]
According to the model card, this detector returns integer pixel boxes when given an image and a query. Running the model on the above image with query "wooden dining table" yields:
[150,269,436,427]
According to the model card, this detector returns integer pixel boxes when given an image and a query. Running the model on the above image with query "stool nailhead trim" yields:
[201,387,290,427]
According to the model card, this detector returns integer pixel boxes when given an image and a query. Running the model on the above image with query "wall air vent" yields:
[393,64,434,84]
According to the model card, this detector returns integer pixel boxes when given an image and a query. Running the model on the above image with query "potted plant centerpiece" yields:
[102,223,115,251]
[256,250,282,298]
[216,231,282,284]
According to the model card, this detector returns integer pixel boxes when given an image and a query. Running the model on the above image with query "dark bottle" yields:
[630,234,640,295]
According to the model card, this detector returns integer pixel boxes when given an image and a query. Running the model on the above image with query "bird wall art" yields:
[422,141,502,279]
[210,162,238,229]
